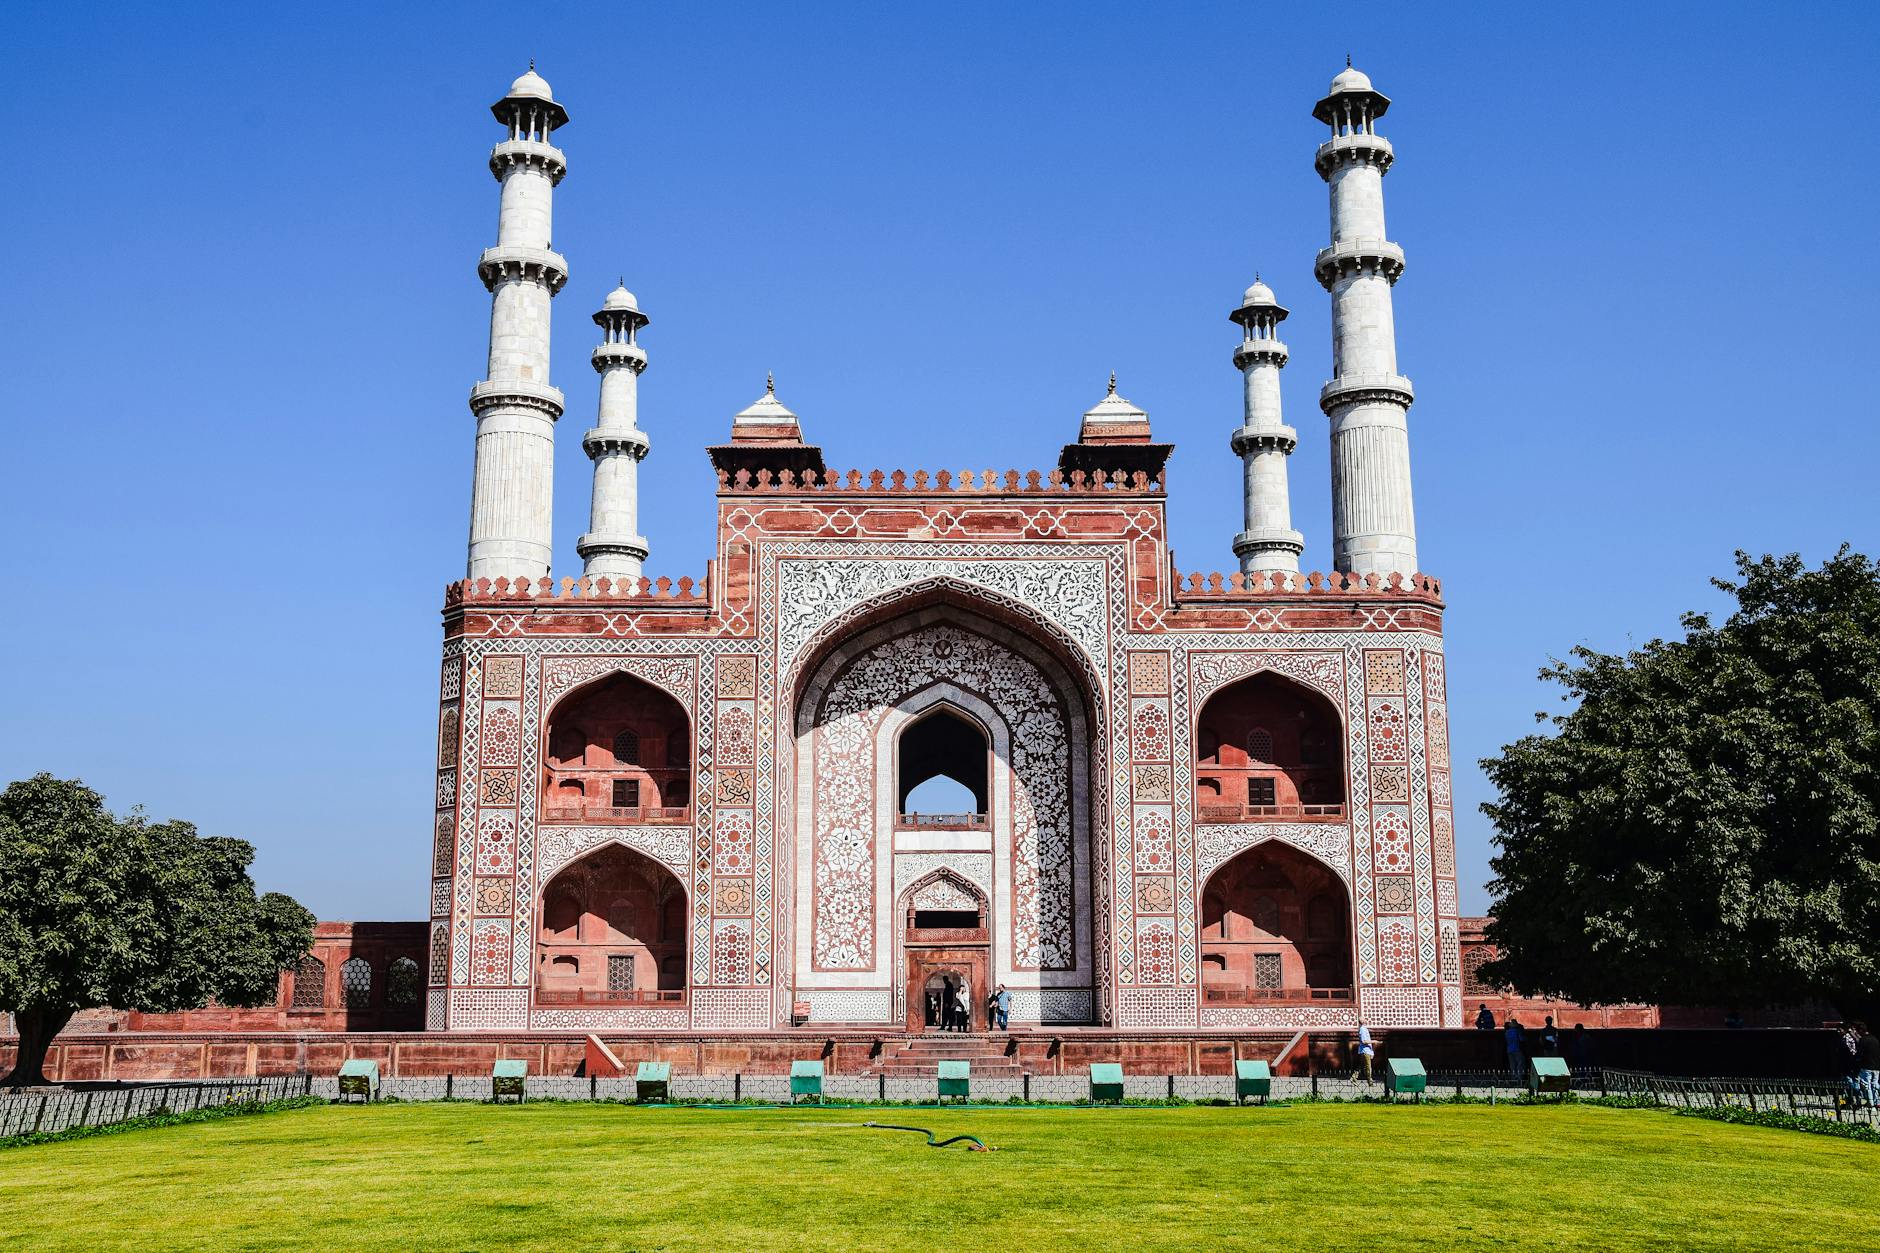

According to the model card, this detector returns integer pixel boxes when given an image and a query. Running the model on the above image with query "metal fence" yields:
[1600,1068,1878,1125]
[0,1075,313,1138]
[9,1067,1875,1137]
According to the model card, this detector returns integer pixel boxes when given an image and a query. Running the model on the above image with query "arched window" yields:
[1246,728,1274,763]
[291,956,326,1009]
[897,707,990,817]
[1462,945,1497,996]
[612,728,640,765]
[341,957,372,1009]
[386,957,421,1008]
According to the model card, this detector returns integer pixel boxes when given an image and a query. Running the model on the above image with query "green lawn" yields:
[2,1102,1875,1250]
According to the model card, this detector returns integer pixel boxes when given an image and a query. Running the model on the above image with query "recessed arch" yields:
[788,592,1103,1026]
[1200,842,1352,1005]
[534,843,686,1007]
[542,671,692,823]
[1194,670,1346,821]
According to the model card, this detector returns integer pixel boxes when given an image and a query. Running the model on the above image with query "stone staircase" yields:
[858,1034,1026,1078]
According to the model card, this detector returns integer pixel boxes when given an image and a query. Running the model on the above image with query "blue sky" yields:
[3,2,1874,920]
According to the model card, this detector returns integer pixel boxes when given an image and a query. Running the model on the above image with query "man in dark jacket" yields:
[1474,1003,1495,1030]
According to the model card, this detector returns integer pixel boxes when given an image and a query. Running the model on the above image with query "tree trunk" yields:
[2,1007,74,1089]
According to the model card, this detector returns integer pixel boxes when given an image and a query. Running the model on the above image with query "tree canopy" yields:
[0,774,314,1086]
[1480,549,1880,1019]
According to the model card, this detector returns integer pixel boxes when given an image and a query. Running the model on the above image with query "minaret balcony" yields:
[1233,526,1306,560]
[1233,340,1290,371]
[488,138,568,183]
[1313,238,1405,289]
[575,531,650,563]
[1230,425,1298,456]
[1313,132,1394,179]
[470,378,565,419]
[478,244,569,293]
[580,428,651,459]
[1318,373,1414,416]
[591,341,649,373]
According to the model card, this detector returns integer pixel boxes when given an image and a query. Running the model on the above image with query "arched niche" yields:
[542,671,692,823]
[896,704,990,824]
[534,843,686,1006]
[1194,671,1345,821]
[1200,842,1352,1004]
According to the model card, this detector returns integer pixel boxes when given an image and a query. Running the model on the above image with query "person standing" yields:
[1540,1016,1561,1056]
[1569,1022,1590,1073]
[941,977,958,1032]
[1504,1016,1525,1079]
[1355,1021,1375,1083]
[996,983,1011,1030]
[1856,1023,1880,1109]
[954,981,972,1033]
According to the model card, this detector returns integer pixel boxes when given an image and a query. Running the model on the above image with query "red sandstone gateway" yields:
[10,64,1500,1080]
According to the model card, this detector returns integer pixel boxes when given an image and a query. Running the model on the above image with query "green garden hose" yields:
[863,1121,994,1151]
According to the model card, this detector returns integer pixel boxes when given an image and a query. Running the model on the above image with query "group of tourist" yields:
[926,979,1011,1031]
[1841,1021,1880,1106]
[1476,1004,1587,1077]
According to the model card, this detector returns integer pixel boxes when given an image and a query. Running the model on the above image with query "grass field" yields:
[3,1101,1876,1250]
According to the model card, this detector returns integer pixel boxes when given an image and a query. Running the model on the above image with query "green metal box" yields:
[1529,1055,1572,1098]
[1235,1059,1272,1102]
[337,1059,380,1102]
[937,1059,971,1100]
[1384,1057,1427,1098]
[1089,1062,1125,1103]
[790,1059,824,1102]
[635,1060,672,1102]
[491,1058,527,1102]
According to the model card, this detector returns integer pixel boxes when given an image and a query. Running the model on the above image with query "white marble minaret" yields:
[1229,278,1304,573]
[466,66,570,582]
[577,283,651,581]
[1314,62,1418,578]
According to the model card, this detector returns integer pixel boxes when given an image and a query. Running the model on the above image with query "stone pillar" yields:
[577,284,651,581]
[1314,64,1418,579]
[1229,279,1303,573]
[467,68,570,583]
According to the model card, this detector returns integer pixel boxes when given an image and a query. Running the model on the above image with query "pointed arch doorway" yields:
[901,871,990,1032]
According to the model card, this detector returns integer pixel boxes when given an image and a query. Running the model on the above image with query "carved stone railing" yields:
[539,803,692,825]
[1201,986,1355,1004]
[715,467,1165,495]
[533,989,687,1006]
[1197,803,1346,824]
[896,813,989,829]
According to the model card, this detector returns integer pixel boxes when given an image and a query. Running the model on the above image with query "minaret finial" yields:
[766,372,775,394]
[1108,371,1117,396]
[530,57,536,71]
[1346,53,1352,68]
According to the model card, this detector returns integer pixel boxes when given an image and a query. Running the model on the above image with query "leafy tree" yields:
[0,775,314,1087]
[1481,548,1880,1020]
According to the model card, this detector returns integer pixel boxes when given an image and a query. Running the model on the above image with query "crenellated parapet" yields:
[714,466,1167,495]
[1171,567,1442,601]
[448,573,712,605]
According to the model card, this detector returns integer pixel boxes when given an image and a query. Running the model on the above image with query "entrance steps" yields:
[859,1034,1025,1078]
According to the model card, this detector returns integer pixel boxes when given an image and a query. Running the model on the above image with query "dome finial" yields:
[1108,370,1117,396]
[530,57,536,71]
[1346,53,1352,68]
[766,372,775,394]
